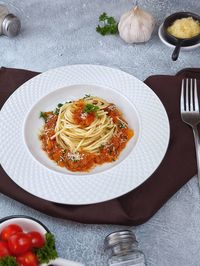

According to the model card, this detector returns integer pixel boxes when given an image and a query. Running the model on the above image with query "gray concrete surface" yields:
[0,0,200,265]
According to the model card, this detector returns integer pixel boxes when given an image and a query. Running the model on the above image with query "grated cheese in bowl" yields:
[167,17,200,39]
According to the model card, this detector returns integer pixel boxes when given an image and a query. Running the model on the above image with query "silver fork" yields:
[180,78,200,187]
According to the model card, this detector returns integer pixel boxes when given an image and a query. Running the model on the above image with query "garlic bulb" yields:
[118,5,155,43]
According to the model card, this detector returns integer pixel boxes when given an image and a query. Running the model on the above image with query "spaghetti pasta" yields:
[39,95,134,172]
[53,97,116,153]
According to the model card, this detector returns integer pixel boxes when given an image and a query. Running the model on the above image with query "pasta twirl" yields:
[54,97,116,153]
[39,96,134,172]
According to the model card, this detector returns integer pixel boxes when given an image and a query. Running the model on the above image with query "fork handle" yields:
[192,126,200,186]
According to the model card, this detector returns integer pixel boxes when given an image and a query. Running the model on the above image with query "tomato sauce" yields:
[40,104,134,172]
[73,100,95,127]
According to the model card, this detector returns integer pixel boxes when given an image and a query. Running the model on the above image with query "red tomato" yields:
[16,251,38,266]
[0,224,23,241]
[8,232,31,255]
[27,231,45,248]
[0,241,11,257]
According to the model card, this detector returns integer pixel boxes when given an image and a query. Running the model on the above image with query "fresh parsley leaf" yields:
[99,144,104,150]
[96,12,118,36]
[54,108,60,115]
[83,94,91,99]
[0,256,18,266]
[40,112,48,122]
[84,104,99,113]
[109,147,113,155]
[119,122,126,128]
[107,16,116,25]
[99,12,107,22]
[54,103,64,115]
[35,233,58,264]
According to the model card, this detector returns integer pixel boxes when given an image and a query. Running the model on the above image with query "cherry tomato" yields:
[0,224,23,241]
[27,231,45,248]
[0,241,11,257]
[8,232,31,255]
[16,251,38,266]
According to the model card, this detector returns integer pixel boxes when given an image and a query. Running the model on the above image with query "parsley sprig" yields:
[35,233,58,263]
[83,94,91,99]
[0,256,18,266]
[40,112,48,122]
[119,122,126,128]
[96,12,118,35]
[84,103,99,114]
[54,103,63,115]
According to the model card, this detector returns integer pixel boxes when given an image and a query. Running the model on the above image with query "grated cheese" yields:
[107,104,116,110]
[67,152,84,161]
[80,112,88,119]
[167,17,200,39]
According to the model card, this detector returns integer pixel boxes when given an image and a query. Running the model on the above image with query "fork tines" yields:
[181,78,199,112]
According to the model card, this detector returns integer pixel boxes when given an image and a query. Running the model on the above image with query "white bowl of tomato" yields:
[0,215,84,266]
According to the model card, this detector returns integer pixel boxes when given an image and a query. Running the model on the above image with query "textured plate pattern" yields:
[0,65,170,205]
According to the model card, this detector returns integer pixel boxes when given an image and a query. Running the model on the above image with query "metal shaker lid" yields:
[2,13,21,37]
[104,230,137,248]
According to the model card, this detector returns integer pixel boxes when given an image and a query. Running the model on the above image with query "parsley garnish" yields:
[83,94,91,99]
[99,144,104,150]
[40,112,48,122]
[109,147,113,155]
[119,122,126,128]
[35,233,58,264]
[84,103,99,113]
[0,256,18,266]
[54,103,63,115]
[96,12,118,35]
[54,108,60,115]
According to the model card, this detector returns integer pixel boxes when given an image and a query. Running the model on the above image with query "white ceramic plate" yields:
[0,65,170,205]
[158,23,200,51]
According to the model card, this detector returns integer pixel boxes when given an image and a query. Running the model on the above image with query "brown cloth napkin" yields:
[0,67,200,225]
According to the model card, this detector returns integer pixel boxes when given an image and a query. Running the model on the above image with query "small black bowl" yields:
[163,12,200,61]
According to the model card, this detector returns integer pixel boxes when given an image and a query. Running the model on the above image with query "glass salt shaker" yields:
[104,230,146,266]
[0,5,21,37]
